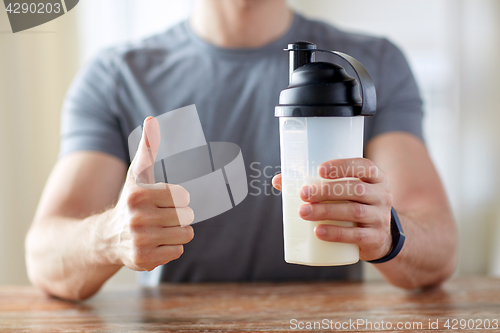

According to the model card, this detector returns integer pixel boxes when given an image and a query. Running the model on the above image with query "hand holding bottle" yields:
[273,157,393,262]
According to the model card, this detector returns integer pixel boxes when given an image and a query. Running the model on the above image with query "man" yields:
[26,0,457,301]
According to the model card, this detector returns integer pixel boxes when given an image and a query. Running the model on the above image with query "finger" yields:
[135,207,194,227]
[148,184,190,208]
[319,158,385,184]
[300,180,380,204]
[314,224,376,246]
[155,225,194,246]
[145,245,186,270]
[128,117,161,184]
[149,206,194,227]
[133,225,194,247]
[299,202,380,224]
[272,174,282,191]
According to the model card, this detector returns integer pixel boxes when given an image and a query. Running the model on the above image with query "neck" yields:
[190,0,293,48]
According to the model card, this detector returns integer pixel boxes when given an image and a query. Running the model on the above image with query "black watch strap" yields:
[367,207,405,264]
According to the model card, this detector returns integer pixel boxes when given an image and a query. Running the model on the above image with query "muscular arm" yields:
[26,152,128,300]
[364,132,457,289]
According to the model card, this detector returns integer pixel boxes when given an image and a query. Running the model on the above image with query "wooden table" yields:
[1,276,499,332]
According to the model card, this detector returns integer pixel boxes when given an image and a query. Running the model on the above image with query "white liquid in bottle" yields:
[282,177,359,266]
[279,116,364,266]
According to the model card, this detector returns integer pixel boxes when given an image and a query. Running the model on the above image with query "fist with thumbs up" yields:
[107,117,194,272]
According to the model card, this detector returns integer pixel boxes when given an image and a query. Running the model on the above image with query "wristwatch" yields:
[367,207,406,264]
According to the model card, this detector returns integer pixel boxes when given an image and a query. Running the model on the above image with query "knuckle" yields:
[356,228,367,244]
[183,226,195,242]
[131,232,148,248]
[309,184,319,197]
[131,249,148,269]
[180,206,195,225]
[173,207,195,226]
[127,188,149,209]
[339,159,350,176]
[364,158,376,169]
[321,183,333,198]
[352,203,367,219]
[129,214,146,230]
[331,227,343,242]
[354,182,366,196]
[144,264,158,272]
[186,207,195,224]
[170,185,190,207]
[171,245,184,260]
[325,203,341,221]
[131,235,142,248]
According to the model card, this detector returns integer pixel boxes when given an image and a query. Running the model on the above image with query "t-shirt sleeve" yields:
[59,50,129,163]
[366,39,424,142]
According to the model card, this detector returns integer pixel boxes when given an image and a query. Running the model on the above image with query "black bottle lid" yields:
[275,41,377,117]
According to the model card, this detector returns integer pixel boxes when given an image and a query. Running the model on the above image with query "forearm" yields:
[25,210,122,301]
[372,207,457,289]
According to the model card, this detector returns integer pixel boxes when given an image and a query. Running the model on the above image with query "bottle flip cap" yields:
[275,41,377,117]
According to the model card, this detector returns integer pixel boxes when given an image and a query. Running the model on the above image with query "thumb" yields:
[128,116,161,185]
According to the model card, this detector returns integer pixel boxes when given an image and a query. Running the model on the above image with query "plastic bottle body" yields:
[279,116,364,266]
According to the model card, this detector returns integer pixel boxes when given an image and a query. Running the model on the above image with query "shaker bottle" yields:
[275,41,377,266]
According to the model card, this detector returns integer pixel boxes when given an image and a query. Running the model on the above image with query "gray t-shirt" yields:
[60,14,423,283]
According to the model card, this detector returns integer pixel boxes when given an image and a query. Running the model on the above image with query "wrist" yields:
[367,207,406,264]
[90,208,124,267]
